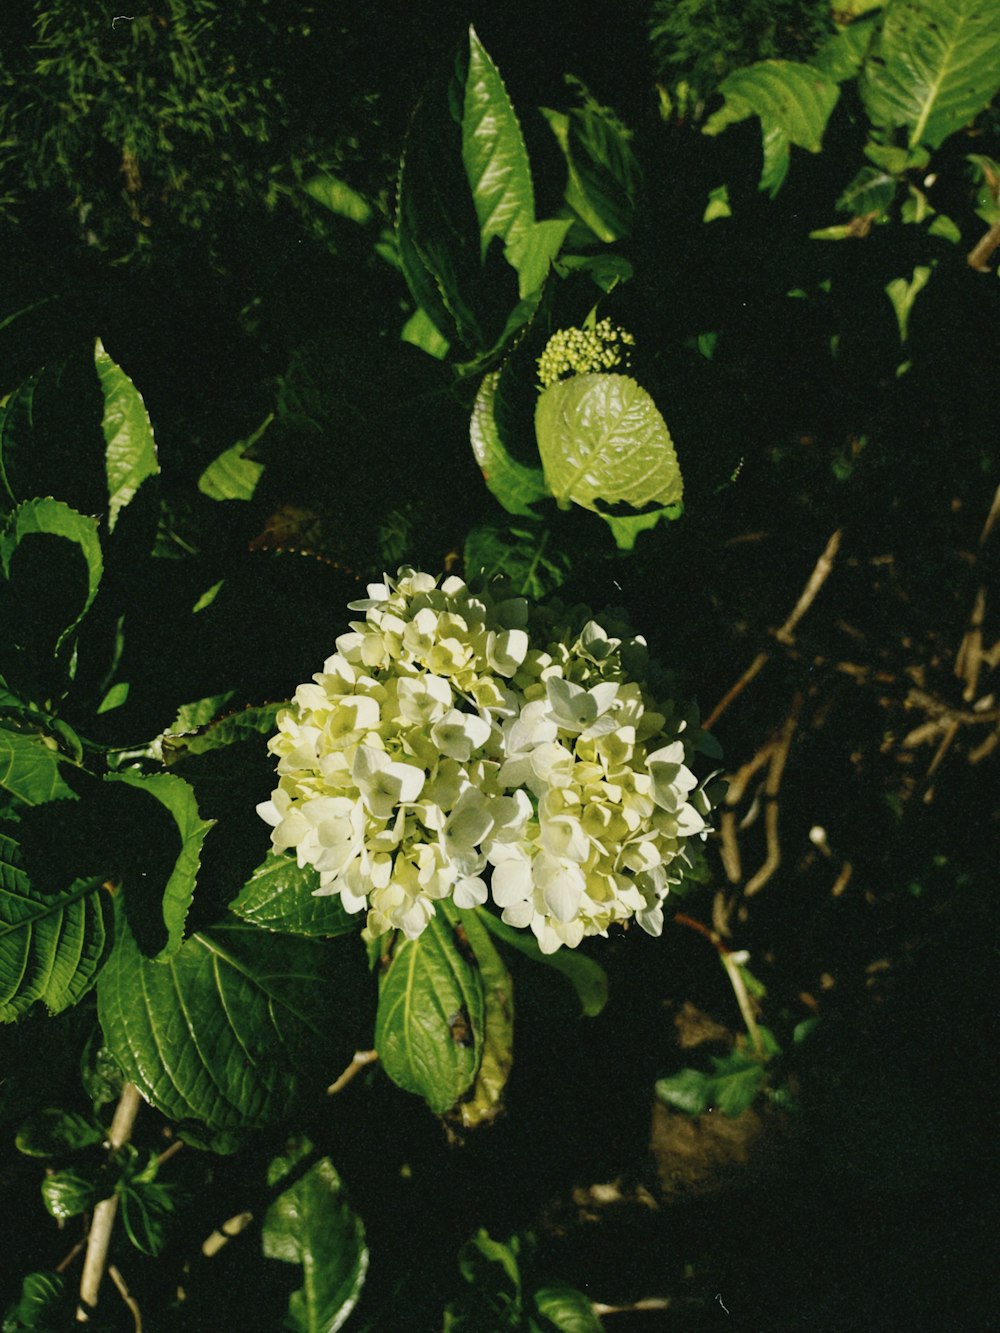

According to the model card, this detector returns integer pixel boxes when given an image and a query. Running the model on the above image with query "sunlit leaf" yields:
[198,415,270,502]
[470,371,548,517]
[446,905,513,1130]
[303,173,373,225]
[535,1283,603,1332]
[860,0,1000,149]
[95,337,159,532]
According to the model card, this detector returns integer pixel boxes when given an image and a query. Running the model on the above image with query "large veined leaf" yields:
[0,830,110,1021]
[812,13,881,81]
[860,0,1000,150]
[0,727,76,806]
[535,373,683,544]
[98,912,368,1131]
[264,1141,368,1333]
[0,498,103,654]
[542,92,640,244]
[105,771,215,961]
[161,703,281,763]
[703,60,840,193]
[95,338,159,532]
[471,371,548,517]
[463,27,535,263]
[374,912,485,1114]
[445,905,513,1131]
[231,852,358,938]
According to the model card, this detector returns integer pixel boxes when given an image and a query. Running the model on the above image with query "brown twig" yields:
[704,529,842,729]
[107,1266,142,1333]
[967,217,1000,272]
[201,1211,254,1259]
[743,694,803,898]
[326,1049,378,1097]
[76,1083,142,1323]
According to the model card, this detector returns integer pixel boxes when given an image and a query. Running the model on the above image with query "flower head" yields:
[258,569,719,950]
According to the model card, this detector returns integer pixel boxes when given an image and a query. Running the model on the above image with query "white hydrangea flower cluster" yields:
[258,569,720,954]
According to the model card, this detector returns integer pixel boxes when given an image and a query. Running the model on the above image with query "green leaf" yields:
[860,0,1000,150]
[534,1283,603,1332]
[6,1271,68,1329]
[553,254,634,292]
[476,911,607,1017]
[161,704,281,764]
[0,728,76,806]
[41,1167,98,1221]
[401,307,450,360]
[95,338,159,533]
[542,91,640,244]
[463,27,535,264]
[0,831,110,1021]
[812,13,881,80]
[535,373,683,536]
[445,905,513,1130]
[464,521,570,599]
[836,165,898,215]
[98,911,368,1131]
[16,1108,102,1157]
[703,61,840,190]
[505,219,573,300]
[231,852,359,938]
[885,264,934,341]
[0,498,103,655]
[470,371,548,517]
[264,1146,368,1333]
[303,173,373,225]
[105,771,215,961]
[198,415,270,502]
[374,913,485,1114]
[656,1050,767,1118]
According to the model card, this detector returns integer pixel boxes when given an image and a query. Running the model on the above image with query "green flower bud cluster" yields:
[537,319,636,388]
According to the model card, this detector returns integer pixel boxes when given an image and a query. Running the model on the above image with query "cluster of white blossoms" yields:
[258,570,721,954]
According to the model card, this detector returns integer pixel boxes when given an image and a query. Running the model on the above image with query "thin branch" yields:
[201,1211,254,1259]
[326,1048,378,1097]
[76,1083,142,1323]
[743,694,802,897]
[107,1266,142,1333]
[967,217,1000,272]
[703,651,769,731]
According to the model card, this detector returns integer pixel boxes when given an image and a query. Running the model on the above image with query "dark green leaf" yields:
[162,704,281,764]
[477,911,607,1017]
[655,1066,711,1115]
[543,89,639,244]
[95,338,159,532]
[97,911,367,1131]
[0,499,103,655]
[0,831,110,1021]
[837,165,897,215]
[6,1271,68,1329]
[231,852,359,938]
[374,913,485,1114]
[264,1145,368,1333]
[470,371,548,517]
[463,27,535,262]
[41,1167,97,1221]
[534,1283,602,1332]
[106,771,214,960]
[15,1108,102,1157]
[656,1050,767,1118]
[860,0,1000,149]
[464,521,570,599]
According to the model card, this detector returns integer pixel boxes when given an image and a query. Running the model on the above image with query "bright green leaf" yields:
[837,165,897,216]
[470,371,548,517]
[505,219,573,300]
[401,307,451,360]
[812,13,880,80]
[374,912,485,1114]
[655,1067,711,1115]
[535,374,683,533]
[7,1271,68,1328]
[0,728,76,806]
[95,338,159,533]
[860,0,1000,150]
[303,173,373,225]
[198,416,270,502]
[105,771,215,960]
[0,831,109,1021]
[264,1148,368,1333]
[885,264,934,341]
[41,1167,98,1221]
[476,911,608,1017]
[463,27,535,262]
[535,1283,603,1332]
[231,852,359,938]
[98,912,368,1131]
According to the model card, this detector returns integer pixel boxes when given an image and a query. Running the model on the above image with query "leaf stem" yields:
[76,1082,142,1322]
